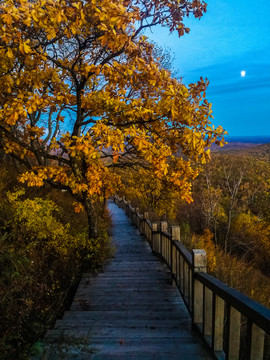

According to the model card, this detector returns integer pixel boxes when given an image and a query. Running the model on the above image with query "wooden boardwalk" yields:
[36,200,212,359]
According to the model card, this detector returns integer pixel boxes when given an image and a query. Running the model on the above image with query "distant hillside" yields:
[246,143,270,161]
[212,141,270,162]
[212,136,270,155]
[213,142,259,152]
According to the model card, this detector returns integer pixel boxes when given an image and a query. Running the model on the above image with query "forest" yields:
[0,0,269,358]
[121,144,270,307]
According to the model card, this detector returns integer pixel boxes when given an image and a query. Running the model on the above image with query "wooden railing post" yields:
[154,222,161,255]
[143,212,149,236]
[131,207,136,225]
[160,221,168,232]
[152,223,158,253]
[226,306,241,360]
[160,221,168,259]
[192,250,207,328]
[134,208,139,228]
[126,201,131,217]
[130,206,134,224]
[171,226,180,285]
[138,213,144,235]
[116,196,121,207]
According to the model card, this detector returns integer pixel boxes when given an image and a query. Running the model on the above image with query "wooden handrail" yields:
[173,240,193,265]
[114,195,270,360]
[195,272,270,333]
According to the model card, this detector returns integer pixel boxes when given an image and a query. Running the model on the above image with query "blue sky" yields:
[145,0,270,136]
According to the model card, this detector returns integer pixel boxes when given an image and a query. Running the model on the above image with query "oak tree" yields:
[0,0,226,238]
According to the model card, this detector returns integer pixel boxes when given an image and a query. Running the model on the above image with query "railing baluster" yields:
[183,259,186,298]
[184,262,189,301]
[171,226,180,284]
[176,250,179,286]
[160,221,167,260]
[213,295,224,353]
[180,254,184,293]
[165,235,168,265]
[179,252,182,292]
[139,214,143,235]
[135,208,139,227]
[143,212,148,236]
[168,235,171,268]
[228,307,241,360]
[204,287,213,344]
[152,223,158,253]
[250,323,265,360]
[188,266,192,308]
[167,236,169,266]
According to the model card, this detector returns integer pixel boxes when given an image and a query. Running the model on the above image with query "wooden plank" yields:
[70,303,185,312]
[54,319,191,329]
[44,337,208,346]
[44,327,203,340]
[63,310,190,321]
[72,294,182,303]
[40,341,212,360]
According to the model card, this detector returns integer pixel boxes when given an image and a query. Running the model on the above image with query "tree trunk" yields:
[84,197,98,239]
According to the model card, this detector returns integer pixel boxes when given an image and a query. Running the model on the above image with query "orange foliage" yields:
[0,0,226,237]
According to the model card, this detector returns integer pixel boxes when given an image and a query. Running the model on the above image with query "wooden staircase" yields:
[34,200,212,359]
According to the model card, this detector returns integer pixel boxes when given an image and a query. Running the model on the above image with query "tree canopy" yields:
[0,0,226,237]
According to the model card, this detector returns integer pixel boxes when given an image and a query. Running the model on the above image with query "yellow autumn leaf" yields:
[56,12,62,23]
[6,48,13,58]
[23,42,31,54]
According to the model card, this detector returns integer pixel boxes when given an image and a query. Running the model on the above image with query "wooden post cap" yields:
[152,223,158,231]
[192,249,207,272]
[171,226,180,241]
[160,221,168,232]
[144,212,149,219]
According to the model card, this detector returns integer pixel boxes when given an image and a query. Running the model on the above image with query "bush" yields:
[0,180,112,359]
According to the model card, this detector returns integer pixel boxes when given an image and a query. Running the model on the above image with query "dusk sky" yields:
[146,0,270,137]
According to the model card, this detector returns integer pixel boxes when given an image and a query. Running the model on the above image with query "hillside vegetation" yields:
[179,146,270,307]
[122,144,270,308]
[0,157,112,359]
[246,142,270,162]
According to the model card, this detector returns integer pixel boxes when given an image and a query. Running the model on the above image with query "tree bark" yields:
[84,197,98,239]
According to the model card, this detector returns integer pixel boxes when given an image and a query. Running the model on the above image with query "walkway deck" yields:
[37,201,212,359]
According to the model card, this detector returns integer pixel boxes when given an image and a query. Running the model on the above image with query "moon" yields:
[241,70,246,77]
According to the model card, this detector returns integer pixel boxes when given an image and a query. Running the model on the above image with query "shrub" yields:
[0,184,112,359]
